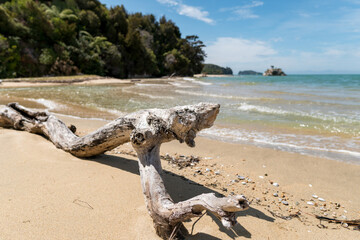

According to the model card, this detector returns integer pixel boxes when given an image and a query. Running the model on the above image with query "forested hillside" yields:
[0,0,206,78]
[202,64,233,75]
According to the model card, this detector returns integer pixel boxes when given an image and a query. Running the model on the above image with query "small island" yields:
[263,66,287,76]
[238,70,262,75]
[201,64,233,75]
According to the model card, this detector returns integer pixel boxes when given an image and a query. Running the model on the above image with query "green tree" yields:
[0,34,20,78]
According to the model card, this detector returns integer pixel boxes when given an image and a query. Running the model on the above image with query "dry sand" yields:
[1,115,360,240]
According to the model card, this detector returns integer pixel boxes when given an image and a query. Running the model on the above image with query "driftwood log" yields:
[0,102,249,239]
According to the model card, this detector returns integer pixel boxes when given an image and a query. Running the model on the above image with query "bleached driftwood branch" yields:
[0,102,249,239]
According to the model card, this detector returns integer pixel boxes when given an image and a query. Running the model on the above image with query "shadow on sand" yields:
[87,154,275,239]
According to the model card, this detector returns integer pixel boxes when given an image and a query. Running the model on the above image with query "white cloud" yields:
[243,1,264,8]
[234,9,259,19]
[205,37,276,71]
[157,0,178,6]
[323,49,345,56]
[178,4,213,24]
[157,0,214,24]
[205,37,360,73]
[222,1,264,20]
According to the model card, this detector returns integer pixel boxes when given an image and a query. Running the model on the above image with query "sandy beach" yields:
[2,0,360,238]
[1,114,359,240]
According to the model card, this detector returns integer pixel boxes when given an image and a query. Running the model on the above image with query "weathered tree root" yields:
[0,102,249,239]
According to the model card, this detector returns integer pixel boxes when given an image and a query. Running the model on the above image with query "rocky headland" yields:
[264,66,287,76]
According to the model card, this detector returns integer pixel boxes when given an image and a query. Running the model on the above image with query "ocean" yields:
[1,75,359,163]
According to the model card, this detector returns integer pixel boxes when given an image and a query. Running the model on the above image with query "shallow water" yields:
[1,75,359,163]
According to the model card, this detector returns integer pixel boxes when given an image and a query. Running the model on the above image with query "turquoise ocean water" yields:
[1,75,359,163]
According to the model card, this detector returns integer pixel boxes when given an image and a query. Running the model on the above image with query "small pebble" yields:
[282,201,289,205]
[273,193,278,197]
[241,182,247,185]
[237,175,245,180]
[342,215,347,219]
[215,170,220,175]
[307,201,314,206]
[342,223,349,228]
[312,194,318,199]
[309,184,312,187]
[259,176,264,179]
[205,168,210,172]
[273,182,279,187]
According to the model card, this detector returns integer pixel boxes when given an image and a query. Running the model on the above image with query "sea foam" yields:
[27,98,65,110]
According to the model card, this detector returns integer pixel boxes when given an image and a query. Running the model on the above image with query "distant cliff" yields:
[263,66,286,76]
[202,64,233,75]
[238,70,262,75]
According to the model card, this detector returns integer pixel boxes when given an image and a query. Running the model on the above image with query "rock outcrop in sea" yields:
[238,70,262,75]
[263,66,286,76]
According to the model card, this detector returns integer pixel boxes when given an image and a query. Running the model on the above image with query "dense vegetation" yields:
[238,70,262,75]
[201,64,233,75]
[0,0,206,78]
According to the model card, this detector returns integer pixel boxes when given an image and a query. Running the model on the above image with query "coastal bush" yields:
[202,63,233,75]
[0,0,206,78]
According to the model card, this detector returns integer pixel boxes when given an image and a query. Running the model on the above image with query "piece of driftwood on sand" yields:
[0,102,249,239]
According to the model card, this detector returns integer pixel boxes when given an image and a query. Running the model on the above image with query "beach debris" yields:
[268,210,301,221]
[237,175,246,180]
[162,154,200,169]
[1,102,252,238]
[73,199,94,210]
[315,215,360,229]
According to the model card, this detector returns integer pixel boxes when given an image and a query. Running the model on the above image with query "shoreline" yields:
[1,115,360,239]
[0,76,185,88]
[1,76,358,164]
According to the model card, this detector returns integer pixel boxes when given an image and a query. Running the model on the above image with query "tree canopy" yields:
[202,64,233,75]
[0,0,206,78]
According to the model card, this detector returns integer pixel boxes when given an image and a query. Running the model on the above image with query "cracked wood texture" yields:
[0,102,249,239]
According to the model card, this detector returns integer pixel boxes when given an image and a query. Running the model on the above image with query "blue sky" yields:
[100,0,360,74]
